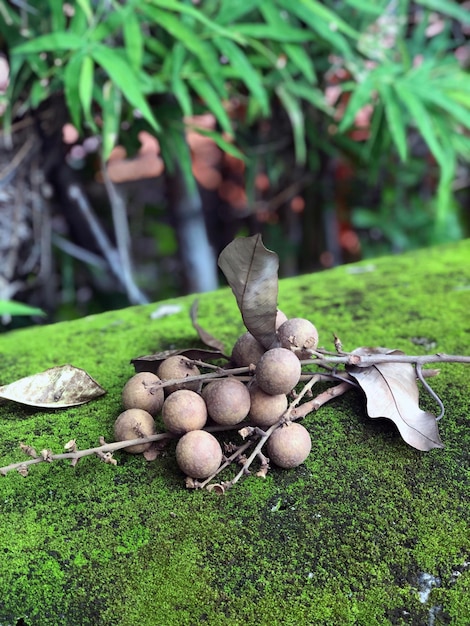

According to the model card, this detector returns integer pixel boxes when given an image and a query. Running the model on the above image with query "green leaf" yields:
[283,43,316,83]
[123,13,144,71]
[417,0,470,23]
[0,300,46,317]
[171,43,192,117]
[64,52,83,130]
[276,0,354,57]
[89,11,126,42]
[12,32,83,54]
[395,84,445,167]
[379,83,408,162]
[412,85,470,131]
[214,38,269,115]
[276,84,306,165]
[215,0,264,25]
[298,0,359,38]
[186,125,246,161]
[338,73,375,132]
[141,5,225,96]
[147,0,246,43]
[101,80,122,161]
[188,78,233,135]
[285,82,332,114]
[79,56,94,127]
[235,23,313,42]
[48,0,65,31]
[76,0,93,24]
[92,45,160,131]
[29,79,50,109]
[68,5,89,35]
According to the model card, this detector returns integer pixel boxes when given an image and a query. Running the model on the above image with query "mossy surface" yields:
[0,240,469,626]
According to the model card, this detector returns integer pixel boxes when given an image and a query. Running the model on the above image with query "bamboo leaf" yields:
[214,38,269,115]
[215,0,264,25]
[64,52,84,130]
[235,23,313,42]
[92,45,160,132]
[123,13,144,71]
[379,83,408,162]
[276,84,306,165]
[395,84,445,167]
[0,300,46,317]
[284,43,316,83]
[79,55,94,127]
[417,0,470,23]
[101,80,121,161]
[12,32,83,54]
[188,78,233,135]
[338,73,375,132]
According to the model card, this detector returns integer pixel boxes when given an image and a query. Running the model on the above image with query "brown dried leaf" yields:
[218,234,279,350]
[0,365,106,408]
[347,347,443,451]
[132,348,228,374]
[190,299,227,354]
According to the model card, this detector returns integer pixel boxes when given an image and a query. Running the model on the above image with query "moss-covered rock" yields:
[0,240,469,626]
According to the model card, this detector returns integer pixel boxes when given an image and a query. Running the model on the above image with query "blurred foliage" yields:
[1,0,470,323]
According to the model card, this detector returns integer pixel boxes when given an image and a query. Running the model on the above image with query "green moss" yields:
[0,240,469,625]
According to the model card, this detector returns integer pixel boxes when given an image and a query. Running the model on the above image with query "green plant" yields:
[1,0,469,312]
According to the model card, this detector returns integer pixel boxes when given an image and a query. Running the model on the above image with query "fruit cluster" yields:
[113,316,319,485]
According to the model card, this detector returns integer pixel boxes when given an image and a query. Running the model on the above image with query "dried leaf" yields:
[0,365,106,408]
[347,348,443,451]
[190,299,227,354]
[132,348,228,374]
[218,234,279,350]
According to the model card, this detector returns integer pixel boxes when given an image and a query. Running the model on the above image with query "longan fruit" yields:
[162,389,207,434]
[114,408,156,454]
[122,372,164,415]
[202,378,250,426]
[277,317,319,358]
[248,384,288,427]
[255,347,301,395]
[267,422,311,468]
[231,331,265,367]
[157,355,200,394]
[175,430,223,478]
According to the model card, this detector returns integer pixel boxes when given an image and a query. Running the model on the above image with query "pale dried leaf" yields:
[190,299,226,354]
[218,234,279,349]
[347,348,443,451]
[0,365,106,408]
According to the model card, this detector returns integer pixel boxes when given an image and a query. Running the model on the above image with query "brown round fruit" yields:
[162,389,207,434]
[114,408,156,454]
[122,372,164,415]
[157,355,200,394]
[255,347,301,395]
[277,317,319,358]
[202,378,250,426]
[275,309,289,329]
[231,331,265,367]
[248,384,288,427]
[175,430,223,478]
[267,422,311,468]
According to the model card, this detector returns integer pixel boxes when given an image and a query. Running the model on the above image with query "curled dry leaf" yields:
[132,348,228,374]
[218,234,279,350]
[190,299,227,354]
[347,348,443,451]
[0,365,106,409]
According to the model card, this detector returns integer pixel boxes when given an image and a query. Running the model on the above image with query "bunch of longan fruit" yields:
[114,316,319,483]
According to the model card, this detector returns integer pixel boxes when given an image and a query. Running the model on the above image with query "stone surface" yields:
[0,240,469,626]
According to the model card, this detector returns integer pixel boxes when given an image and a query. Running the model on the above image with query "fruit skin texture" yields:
[248,384,287,427]
[157,355,200,394]
[255,347,301,395]
[277,317,319,358]
[122,372,164,415]
[267,422,311,468]
[162,389,207,434]
[231,331,266,367]
[114,408,156,454]
[175,430,223,478]
[202,378,250,425]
